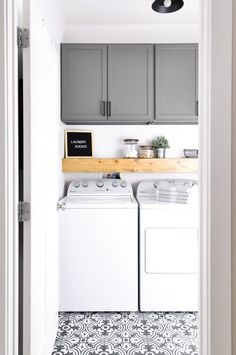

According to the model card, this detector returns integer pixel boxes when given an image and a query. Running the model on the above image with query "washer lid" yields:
[58,195,137,209]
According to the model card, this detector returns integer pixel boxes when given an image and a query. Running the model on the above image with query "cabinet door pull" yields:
[108,101,112,117]
[102,101,106,116]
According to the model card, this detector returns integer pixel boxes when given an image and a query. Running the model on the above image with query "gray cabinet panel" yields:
[61,44,107,123]
[108,45,154,123]
[155,44,198,124]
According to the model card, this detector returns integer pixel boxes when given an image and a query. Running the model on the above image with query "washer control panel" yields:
[68,179,133,196]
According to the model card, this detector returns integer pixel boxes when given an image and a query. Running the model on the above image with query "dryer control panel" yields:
[137,179,198,196]
[67,179,133,196]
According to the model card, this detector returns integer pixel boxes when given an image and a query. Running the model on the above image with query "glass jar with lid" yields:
[123,139,139,158]
[139,146,155,159]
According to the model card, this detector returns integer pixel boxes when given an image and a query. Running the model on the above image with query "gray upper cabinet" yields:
[107,45,154,123]
[61,44,107,123]
[155,44,198,124]
[61,43,198,125]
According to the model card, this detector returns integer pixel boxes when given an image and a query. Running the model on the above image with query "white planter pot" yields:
[157,148,166,158]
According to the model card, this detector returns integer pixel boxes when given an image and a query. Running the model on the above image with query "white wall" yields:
[35,0,65,43]
[63,124,199,193]
[59,15,199,195]
[0,1,6,354]
[62,24,199,43]
[32,0,200,197]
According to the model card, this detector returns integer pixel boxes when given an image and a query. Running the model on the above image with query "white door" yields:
[23,2,59,355]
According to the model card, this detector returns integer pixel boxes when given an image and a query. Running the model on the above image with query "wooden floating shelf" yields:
[62,158,198,173]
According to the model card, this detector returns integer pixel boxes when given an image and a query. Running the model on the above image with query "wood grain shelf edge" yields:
[62,158,198,173]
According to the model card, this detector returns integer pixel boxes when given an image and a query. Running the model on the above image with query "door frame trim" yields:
[200,0,232,353]
[0,1,233,355]
[0,1,19,355]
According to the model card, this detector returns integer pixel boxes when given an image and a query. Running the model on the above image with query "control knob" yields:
[112,180,119,187]
[82,181,88,187]
[121,181,127,188]
[73,182,80,188]
[96,180,104,188]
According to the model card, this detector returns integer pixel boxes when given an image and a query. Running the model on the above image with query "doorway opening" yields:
[19,2,200,355]
[5,0,230,355]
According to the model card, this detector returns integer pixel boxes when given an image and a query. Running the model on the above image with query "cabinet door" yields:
[155,44,198,124]
[108,45,154,123]
[61,44,107,123]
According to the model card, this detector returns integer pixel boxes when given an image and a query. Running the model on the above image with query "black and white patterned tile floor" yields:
[52,312,198,355]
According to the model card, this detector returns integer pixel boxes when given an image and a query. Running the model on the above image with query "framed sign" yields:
[65,130,93,158]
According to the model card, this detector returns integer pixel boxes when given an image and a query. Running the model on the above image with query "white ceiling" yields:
[57,0,199,26]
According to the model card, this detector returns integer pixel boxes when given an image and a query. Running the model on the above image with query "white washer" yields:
[137,180,198,312]
[58,179,138,312]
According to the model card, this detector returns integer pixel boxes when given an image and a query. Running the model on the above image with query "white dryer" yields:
[58,179,138,312]
[137,180,198,312]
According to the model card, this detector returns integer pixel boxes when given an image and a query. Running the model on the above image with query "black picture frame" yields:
[65,130,93,158]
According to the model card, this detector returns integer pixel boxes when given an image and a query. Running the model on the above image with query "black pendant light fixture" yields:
[152,0,184,13]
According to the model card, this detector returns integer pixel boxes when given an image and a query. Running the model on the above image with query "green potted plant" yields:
[152,136,170,158]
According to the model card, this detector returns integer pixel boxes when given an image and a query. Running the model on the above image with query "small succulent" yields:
[152,136,170,149]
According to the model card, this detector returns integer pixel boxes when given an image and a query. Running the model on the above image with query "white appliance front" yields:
[137,180,198,312]
[59,179,138,311]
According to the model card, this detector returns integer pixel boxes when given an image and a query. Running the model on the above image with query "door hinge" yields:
[18,202,30,222]
[17,27,30,49]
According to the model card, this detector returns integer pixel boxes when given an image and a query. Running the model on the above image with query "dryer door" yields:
[140,226,198,311]
[145,228,198,274]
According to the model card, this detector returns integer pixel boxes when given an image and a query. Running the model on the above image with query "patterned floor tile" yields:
[52,312,198,355]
